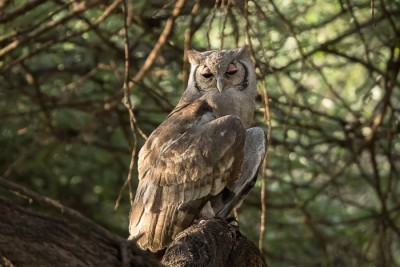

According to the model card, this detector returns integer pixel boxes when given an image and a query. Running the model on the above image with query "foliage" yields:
[1,0,399,266]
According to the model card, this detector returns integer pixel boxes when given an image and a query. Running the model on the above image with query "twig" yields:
[259,80,272,252]
[0,0,47,23]
[104,0,187,112]
[1,0,121,71]
[207,0,219,49]
[183,0,201,85]
[219,0,232,49]
[242,1,272,252]
[131,0,186,85]
[115,0,138,211]
[0,0,102,57]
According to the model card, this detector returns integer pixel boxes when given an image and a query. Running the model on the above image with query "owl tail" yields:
[129,196,207,252]
[128,203,182,252]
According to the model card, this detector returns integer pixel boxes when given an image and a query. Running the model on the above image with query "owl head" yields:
[186,46,256,98]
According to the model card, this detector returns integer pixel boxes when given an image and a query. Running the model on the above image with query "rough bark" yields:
[0,198,160,267]
[162,218,267,267]
[0,198,266,267]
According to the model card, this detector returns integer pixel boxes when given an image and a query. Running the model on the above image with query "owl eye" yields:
[202,73,213,78]
[225,63,238,76]
[201,66,213,78]
[226,70,237,76]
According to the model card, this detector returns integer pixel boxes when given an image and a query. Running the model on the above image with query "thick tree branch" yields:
[0,197,161,267]
[162,218,268,267]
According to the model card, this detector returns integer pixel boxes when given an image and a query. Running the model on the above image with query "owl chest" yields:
[206,91,254,127]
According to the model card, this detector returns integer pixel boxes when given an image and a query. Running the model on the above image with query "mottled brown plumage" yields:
[129,46,267,252]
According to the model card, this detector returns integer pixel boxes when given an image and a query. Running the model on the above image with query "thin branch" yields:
[115,0,138,211]
[0,0,47,23]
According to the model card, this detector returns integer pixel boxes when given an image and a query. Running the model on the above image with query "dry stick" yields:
[302,146,364,208]
[379,0,399,36]
[121,0,135,147]
[115,0,188,210]
[219,0,232,49]
[108,0,185,140]
[206,0,219,49]
[61,67,99,92]
[269,0,333,124]
[0,0,72,43]
[0,0,47,23]
[115,143,138,210]
[1,0,122,72]
[183,0,201,85]
[344,0,373,69]
[242,0,271,253]
[272,9,400,72]
[117,0,187,208]
[3,143,41,178]
[19,63,56,136]
[371,0,375,26]
[259,80,272,252]
[105,0,186,135]
[269,0,359,121]
[114,0,138,211]
[228,10,239,47]
[0,0,103,57]
[116,0,191,209]
[130,0,186,85]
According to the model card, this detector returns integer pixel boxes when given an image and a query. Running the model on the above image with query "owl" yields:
[128,46,267,252]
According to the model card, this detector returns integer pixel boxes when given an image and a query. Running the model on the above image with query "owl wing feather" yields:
[212,127,267,217]
[129,100,245,252]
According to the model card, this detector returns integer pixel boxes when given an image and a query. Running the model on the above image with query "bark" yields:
[162,218,267,267]
[0,198,266,267]
[0,198,160,267]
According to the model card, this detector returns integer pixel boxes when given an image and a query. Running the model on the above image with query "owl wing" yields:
[211,127,267,217]
[129,101,245,252]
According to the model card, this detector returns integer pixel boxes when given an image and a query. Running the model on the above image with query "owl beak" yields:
[216,76,224,92]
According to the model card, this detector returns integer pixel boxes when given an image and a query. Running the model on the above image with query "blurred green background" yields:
[1,0,399,266]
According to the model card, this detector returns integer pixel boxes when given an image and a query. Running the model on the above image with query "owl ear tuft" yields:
[234,45,251,59]
[187,50,202,65]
